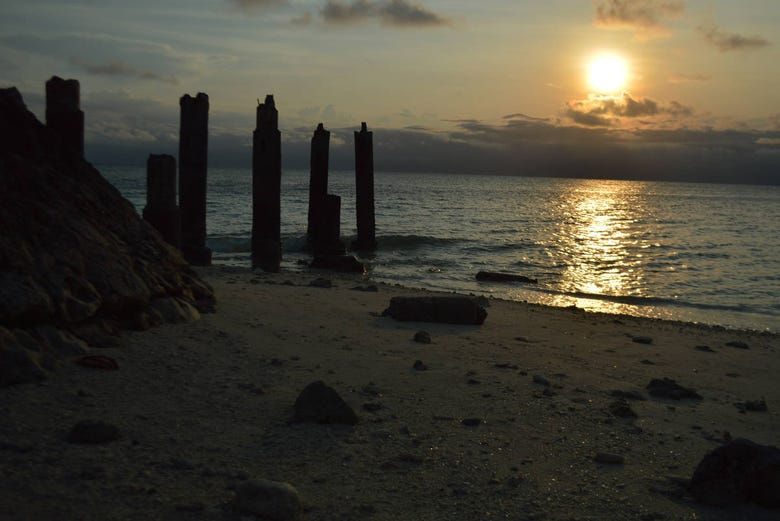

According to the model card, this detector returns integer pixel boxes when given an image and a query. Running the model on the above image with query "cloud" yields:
[70,58,178,85]
[321,0,447,27]
[594,0,684,37]
[668,73,711,84]
[698,25,770,52]
[565,93,693,127]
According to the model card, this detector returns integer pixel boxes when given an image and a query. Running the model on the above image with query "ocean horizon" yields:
[102,166,780,334]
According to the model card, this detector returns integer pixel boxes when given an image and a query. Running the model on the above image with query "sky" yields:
[1,0,779,184]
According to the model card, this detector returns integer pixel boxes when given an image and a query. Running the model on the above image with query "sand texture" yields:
[1,266,778,520]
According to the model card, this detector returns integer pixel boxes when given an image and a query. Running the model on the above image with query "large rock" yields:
[0,86,215,386]
[689,439,780,508]
[292,380,358,425]
[382,296,487,325]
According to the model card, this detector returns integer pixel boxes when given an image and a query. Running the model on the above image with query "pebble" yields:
[736,399,768,412]
[594,452,625,465]
[609,399,638,418]
[413,360,428,371]
[725,340,749,349]
[232,479,302,520]
[532,374,550,387]
[695,345,715,353]
[66,420,120,444]
[462,418,482,426]
[633,336,653,344]
[362,402,382,412]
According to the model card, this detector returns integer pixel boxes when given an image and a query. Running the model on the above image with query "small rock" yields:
[66,420,120,444]
[725,340,749,350]
[609,389,647,401]
[695,345,715,353]
[609,399,638,418]
[351,285,378,292]
[232,479,302,520]
[413,331,431,344]
[413,360,428,371]
[308,278,332,288]
[461,418,482,426]
[532,374,550,387]
[382,296,487,325]
[736,399,768,412]
[633,336,653,344]
[292,381,358,425]
[646,378,702,400]
[362,402,382,412]
[595,452,625,465]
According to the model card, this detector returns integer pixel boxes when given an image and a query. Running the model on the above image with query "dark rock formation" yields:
[251,95,282,272]
[688,439,780,508]
[414,331,431,344]
[45,76,83,160]
[382,297,487,325]
[0,86,215,387]
[232,479,303,520]
[352,122,376,251]
[292,380,358,425]
[646,378,702,400]
[309,255,366,274]
[178,92,211,266]
[142,154,180,248]
[475,271,538,284]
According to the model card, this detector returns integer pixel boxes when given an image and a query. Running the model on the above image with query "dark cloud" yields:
[378,0,447,26]
[698,25,770,52]
[321,0,447,27]
[668,73,711,84]
[565,93,693,127]
[70,58,178,84]
[595,0,683,36]
[321,0,376,24]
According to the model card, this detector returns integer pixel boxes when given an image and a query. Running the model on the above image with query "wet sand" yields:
[1,265,778,520]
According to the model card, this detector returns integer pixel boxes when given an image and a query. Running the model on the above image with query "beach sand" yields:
[1,265,778,520]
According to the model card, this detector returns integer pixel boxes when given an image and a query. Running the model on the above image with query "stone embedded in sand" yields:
[414,331,431,344]
[688,439,780,508]
[292,380,358,425]
[725,340,749,349]
[475,271,537,284]
[461,418,482,426]
[609,389,647,401]
[632,336,653,344]
[382,296,487,325]
[532,374,550,387]
[413,360,428,371]
[646,378,702,400]
[232,479,302,521]
[608,399,638,418]
[736,399,768,412]
[594,452,625,465]
[66,419,120,444]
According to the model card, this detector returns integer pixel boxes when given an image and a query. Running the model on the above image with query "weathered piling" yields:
[178,92,211,266]
[45,76,84,160]
[320,194,346,255]
[352,122,376,250]
[251,95,282,272]
[142,154,180,248]
[307,123,330,241]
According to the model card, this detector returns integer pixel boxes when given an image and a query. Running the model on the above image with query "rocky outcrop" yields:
[0,85,215,387]
[382,296,487,325]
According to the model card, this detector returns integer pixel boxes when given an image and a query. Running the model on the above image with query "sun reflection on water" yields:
[538,179,658,316]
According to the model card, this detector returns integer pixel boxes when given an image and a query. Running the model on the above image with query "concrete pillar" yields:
[320,194,346,255]
[45,76,84,160]
[178,92,211,266]
[352,122,376,250]
[142,154,180,248]
[307,123,330,242]
[251,94,282,272]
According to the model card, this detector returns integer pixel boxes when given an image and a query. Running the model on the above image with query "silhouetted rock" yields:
[736,399,768,412]
[310,255,366,274]
[292,380,358,425]
[609,398,638,418]
[143,154,180,248]
[688,439,780,508]
[251,95,282,272]
[725,340,749,349]
[646,378,702,400]
[66,419,120,444]
[352,122,377,251]
[45,76,83,160]
[475,271,538,284]
[632,336,653,344]
[594,452,625,465]
[414,331,431,344]
[382,297,487,325]
[0,86,215,386]
[232,479,302,520]
[178,92,211,266]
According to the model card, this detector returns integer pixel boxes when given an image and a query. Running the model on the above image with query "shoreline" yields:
[1,265,778,520]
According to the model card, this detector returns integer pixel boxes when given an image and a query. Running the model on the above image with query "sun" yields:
[587,54,628,94]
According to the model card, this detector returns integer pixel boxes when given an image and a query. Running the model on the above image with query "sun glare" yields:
[587,54,628,94]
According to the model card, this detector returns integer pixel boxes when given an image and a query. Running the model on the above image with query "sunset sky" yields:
[1,0,778,183]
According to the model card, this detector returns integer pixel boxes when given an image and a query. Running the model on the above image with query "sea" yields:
[101,167,780,333]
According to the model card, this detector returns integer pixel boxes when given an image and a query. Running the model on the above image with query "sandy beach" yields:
[1,265,778,521]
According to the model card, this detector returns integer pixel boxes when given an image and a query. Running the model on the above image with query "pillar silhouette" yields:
[307,123,330,242]
[251,95,282,272]
[143,154,180,248]
[352,122,376,250]
[178,92,211,266]
[45,76,84,160]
